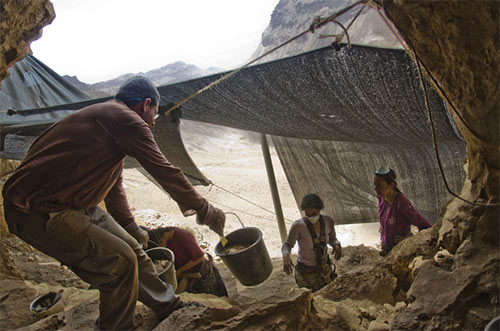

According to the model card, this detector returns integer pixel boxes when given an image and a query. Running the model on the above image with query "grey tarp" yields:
[271,137,465,224]
[0,54,89,153]
[0,54,89,110]
[2,45,467,223]
[155,45,465,224]
[0,55,209,186]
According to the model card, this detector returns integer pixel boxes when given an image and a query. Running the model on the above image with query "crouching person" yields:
[282,194,342,292]
[2,76,225,330]
[146,226,228,297]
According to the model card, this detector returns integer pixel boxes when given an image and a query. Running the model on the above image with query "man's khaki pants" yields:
[4,205,178,330]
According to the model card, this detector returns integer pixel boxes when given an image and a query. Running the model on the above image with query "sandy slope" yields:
[125,120,380,259]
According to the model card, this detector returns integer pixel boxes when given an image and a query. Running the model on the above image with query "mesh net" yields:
[1,46,466,223]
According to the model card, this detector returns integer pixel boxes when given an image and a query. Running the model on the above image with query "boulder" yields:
[394,252,499,330]
[156,287,312,330]
[367,321,391,331]
[315,265,397,305]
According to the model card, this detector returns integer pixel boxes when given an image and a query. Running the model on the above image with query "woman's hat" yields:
[375,167,397,183]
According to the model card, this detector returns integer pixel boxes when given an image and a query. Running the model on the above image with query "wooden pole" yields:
[260,133,287,243]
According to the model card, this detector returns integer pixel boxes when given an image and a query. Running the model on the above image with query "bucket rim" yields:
[214,226,263,257]
[29,291,63,314]
[145,246,175,263]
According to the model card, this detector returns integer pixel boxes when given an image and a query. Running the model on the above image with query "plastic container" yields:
[215,226,273,286]
[146,247,177,291]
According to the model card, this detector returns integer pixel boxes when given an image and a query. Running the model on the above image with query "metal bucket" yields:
[146,247,177,292]
[214,213,272,286]
[29,290,65,318]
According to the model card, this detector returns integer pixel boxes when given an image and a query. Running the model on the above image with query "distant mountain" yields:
[62,75,110,98]
[249,0,400,63]
[63,61,224,97]
[64,1,399,99]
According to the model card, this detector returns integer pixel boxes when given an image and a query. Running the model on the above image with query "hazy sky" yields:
[31,0,280,84]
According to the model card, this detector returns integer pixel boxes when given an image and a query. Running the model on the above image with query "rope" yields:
[379,7,498,207]
[163,0,367,117]
[324,2,367,48]
[376,8,483,143]
[376,8,411,55]
[416,57,499,207]
[204,195,294,225]
[209,183,294,223]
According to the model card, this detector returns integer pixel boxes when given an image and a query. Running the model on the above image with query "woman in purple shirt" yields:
[374,167,432,256]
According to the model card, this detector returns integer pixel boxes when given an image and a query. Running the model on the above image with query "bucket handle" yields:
[225,212,245,228]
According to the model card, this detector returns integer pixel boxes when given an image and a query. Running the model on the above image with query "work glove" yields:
[196,200,225,237]
[331,244,342,260]
[283,254,294,275]
[130,227,149,249]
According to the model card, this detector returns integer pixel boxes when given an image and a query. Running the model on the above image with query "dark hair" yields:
[375,168,397,185]
[115,76,160,108]
[375,168,401,193]
[146,226,176,245]
[301,194,324,210]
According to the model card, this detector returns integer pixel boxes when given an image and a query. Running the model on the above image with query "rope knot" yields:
[309,16,322,33]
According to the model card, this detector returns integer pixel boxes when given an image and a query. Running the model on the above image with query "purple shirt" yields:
[378,193,431,249]
[282,215,340,267]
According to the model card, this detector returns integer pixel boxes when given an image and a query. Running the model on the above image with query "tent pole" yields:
[260,132,287,243]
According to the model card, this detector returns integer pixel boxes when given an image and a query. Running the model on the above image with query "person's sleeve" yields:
[326,216,341,247]
[401,198,432,230]
[282,221,299,256]
[179,229,205,261]
[114,119,205,214]
[104,167,138,232]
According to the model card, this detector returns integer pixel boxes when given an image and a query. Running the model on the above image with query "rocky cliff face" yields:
[370,1,500,329]
[0,0,55,85]
[250,0,400,63]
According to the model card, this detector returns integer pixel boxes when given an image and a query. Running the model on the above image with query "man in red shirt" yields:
[2,76,225,330]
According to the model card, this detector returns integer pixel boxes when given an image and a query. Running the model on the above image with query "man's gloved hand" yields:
[130,227,149,249]
[283,254,294,275]
[196,200,225,237]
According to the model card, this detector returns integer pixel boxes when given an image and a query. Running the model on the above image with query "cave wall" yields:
[367,1,499,328]
[0,0,54,278]
[368,0,500,249]
[0,0,55,86]
[370,0,499,200]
